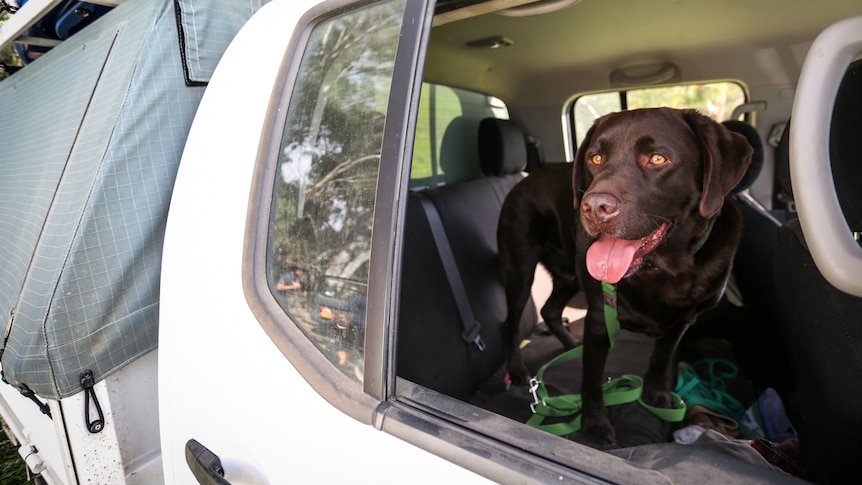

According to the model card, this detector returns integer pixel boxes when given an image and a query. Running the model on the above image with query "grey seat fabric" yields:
[774,59,862,484]
[397,118,535,400]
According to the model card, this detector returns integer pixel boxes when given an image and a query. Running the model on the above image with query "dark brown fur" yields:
[498,108,752,444]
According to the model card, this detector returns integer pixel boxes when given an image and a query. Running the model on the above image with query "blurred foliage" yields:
[573,82,746,145]
[0,432,29,484]
[1,12,24,82]
[628,83,745,119]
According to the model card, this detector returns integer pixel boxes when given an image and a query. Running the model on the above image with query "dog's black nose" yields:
[581,192,621,223]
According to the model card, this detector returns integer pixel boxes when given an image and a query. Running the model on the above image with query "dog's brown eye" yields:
[649,153,668,165]
[590,154,603,165]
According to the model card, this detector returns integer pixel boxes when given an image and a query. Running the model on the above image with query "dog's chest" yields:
[610,270,708,334]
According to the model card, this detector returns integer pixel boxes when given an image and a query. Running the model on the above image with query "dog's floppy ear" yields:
[572,122,599,209]
[683,110,753,217]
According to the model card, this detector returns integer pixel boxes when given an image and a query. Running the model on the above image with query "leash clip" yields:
[529,377,545,413]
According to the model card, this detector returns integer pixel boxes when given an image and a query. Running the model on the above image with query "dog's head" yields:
[572,108,752,283]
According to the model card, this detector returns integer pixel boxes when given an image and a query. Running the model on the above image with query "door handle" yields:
[185,439,231,485]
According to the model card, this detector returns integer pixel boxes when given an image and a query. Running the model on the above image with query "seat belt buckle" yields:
[472,334,486,351]
[462,320,485,351]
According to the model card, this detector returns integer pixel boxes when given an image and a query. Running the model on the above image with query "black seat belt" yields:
[417,195,485,351]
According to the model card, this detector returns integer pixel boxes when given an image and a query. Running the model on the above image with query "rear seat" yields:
[397,118,537,400]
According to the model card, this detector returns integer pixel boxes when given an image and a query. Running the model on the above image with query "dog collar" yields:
[692,217,717,254]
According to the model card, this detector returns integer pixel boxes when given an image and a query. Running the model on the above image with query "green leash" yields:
[526,282,686,436]
[601,281,621,347]
[526,220,720,436]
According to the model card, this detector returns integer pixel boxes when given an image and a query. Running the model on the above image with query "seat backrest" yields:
[774,59,862,484]
[724,121,775,306]
[397,118,535,400]
[720,121,794,392]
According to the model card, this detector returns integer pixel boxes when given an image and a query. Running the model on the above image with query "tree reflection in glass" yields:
[267,0,407,382]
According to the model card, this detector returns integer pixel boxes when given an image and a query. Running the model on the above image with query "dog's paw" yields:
[507,363,531,386]
[581,413,617,445]
[642,388,674,409]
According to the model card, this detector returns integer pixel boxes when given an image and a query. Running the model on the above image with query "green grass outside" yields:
[0,432,30,484]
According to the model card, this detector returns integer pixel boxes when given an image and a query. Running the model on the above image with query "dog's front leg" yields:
[642,321,690,408]
[540,275,580,349]
[501,268,537,385]
[580,311,615,444]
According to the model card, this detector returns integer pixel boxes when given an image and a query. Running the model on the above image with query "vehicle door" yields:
[157,0,487,482]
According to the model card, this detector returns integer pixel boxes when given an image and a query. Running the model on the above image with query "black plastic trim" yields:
[384,380,667,484]
[363,0,436,400]
[434,0,486,14]
[185,439,231,485]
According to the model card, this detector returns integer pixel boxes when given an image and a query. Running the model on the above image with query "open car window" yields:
[410,82,509,189]
[571,82,747,145]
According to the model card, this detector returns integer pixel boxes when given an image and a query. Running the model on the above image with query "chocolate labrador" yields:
[498,108,752,444]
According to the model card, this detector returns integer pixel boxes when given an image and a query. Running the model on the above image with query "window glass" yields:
[572,91,620,142]
[266,0,407,382]
[410,83,508,188]
[572,82,746,145]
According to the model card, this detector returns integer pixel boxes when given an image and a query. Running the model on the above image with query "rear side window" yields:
[571,82,746,145]
[410,83,508,188]
[264,0,407,382]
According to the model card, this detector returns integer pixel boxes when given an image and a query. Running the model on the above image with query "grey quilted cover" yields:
[0,0,267,398]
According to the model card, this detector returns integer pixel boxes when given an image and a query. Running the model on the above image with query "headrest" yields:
[774,119,793,205]
[439,117,482,182]
[722,119,764,192]
[829,58,862,231]
[478,118,527,177]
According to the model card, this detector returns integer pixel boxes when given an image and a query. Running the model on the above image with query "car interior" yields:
[395,0,862,483]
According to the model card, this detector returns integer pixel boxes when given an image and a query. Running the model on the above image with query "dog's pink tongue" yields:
[586,235,640,284]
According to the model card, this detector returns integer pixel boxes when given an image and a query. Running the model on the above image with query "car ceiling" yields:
[425,0,862,106]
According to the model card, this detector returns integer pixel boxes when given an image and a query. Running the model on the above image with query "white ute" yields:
[2,0,861,484]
